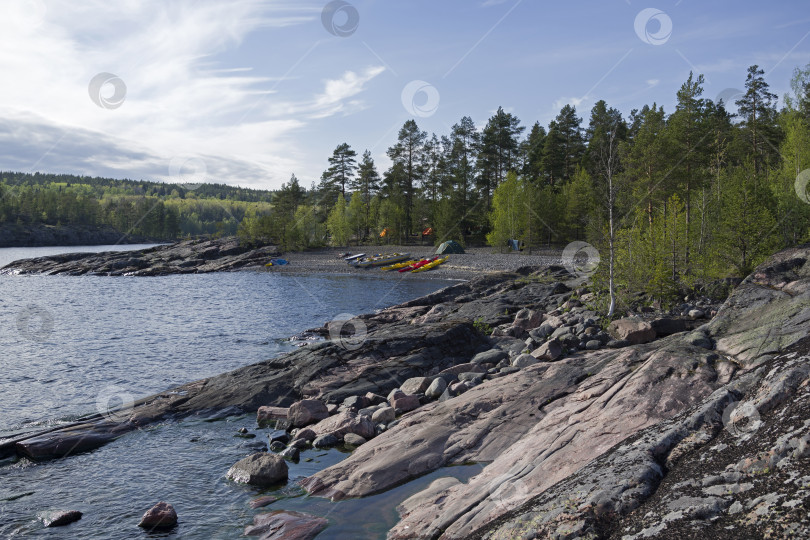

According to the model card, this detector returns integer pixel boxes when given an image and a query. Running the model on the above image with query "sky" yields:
[0,0,808,191]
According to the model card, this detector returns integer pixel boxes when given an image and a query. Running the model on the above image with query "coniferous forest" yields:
[4,64,810,304]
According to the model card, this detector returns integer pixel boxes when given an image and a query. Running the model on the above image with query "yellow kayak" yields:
[411,256,449,273]
[381,259,417,271]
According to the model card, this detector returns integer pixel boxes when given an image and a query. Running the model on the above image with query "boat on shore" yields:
[352,252,411,268]
[398,256,437,273]
[411,255,449,273]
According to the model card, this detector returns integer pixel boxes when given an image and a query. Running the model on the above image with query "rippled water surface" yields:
[0,246,457,538]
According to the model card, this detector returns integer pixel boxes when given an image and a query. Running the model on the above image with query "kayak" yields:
[411,256,449,273]
[265,258,288,267]
[353,253,411,268]
[398,256,437,273]
[344,253,366,261]
[381,260,417,271]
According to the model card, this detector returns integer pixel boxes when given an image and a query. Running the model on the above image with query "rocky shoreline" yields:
[0,236,281,276]
[0,236,564,281]
[3,243,810,539]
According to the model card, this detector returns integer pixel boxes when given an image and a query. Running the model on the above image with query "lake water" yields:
[0,245,466,539]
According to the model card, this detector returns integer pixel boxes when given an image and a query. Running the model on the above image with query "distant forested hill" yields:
[0,172,275,243]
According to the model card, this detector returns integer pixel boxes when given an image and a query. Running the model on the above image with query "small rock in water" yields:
[344,433,367,446]
[226,453,288,486]
[244,510,327,539]
[280,446,300,462]
[268,429,290,444]
[269,441,286,452]
[138,502,177,529]
[249,495,278,509]
[312,434,339,448]
[294,428,316,442]
[39,510,83,527]
[289,438,310,450]
[238,427,248,434]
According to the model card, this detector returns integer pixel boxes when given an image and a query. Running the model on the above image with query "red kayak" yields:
[398,256,437,273]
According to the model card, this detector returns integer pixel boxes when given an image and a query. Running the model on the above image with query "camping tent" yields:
[436,240,465,254]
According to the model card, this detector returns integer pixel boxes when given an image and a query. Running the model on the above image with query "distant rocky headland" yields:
[3,242,809,538]
[0,237,280,276]
[0,222,156,248]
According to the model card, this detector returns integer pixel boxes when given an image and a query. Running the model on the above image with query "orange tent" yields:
[422,227,433,236]
[380,228,389,237]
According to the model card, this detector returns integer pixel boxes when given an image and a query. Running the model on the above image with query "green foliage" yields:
[326,194,352,246]
[486,171,527,249]
[473,317,493,335]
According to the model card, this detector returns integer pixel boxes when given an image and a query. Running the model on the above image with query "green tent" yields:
[436,240,465,254]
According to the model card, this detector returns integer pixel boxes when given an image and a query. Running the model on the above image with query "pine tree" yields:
[448,116,480,238]
[353,150,380,239]
[584,100,626,177]
[387,120,427,236]
[477,107,524,210]
[320,143,358,201]
[668,72,710,272]
[735,65,782,174]
[521,122,547,183]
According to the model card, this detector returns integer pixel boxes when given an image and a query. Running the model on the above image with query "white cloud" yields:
[0,1,383,189]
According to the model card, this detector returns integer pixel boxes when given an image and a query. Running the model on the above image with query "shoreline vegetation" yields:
[2,64,810,310]
[3,242,809,538]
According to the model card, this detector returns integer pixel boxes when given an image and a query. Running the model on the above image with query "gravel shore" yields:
[265,245,563,281]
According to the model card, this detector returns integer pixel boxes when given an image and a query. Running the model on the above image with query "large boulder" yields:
[287,400,329,428]
[400,377,432,395]
[138,502,177,529]
[309,410,375,440]
[257,406,289,426]
[226,453,288,486]
[425,377,448,399]
[471,349,508,365]
[608,317,656,344]
[388,390,421,413]
[531,339,562,361]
